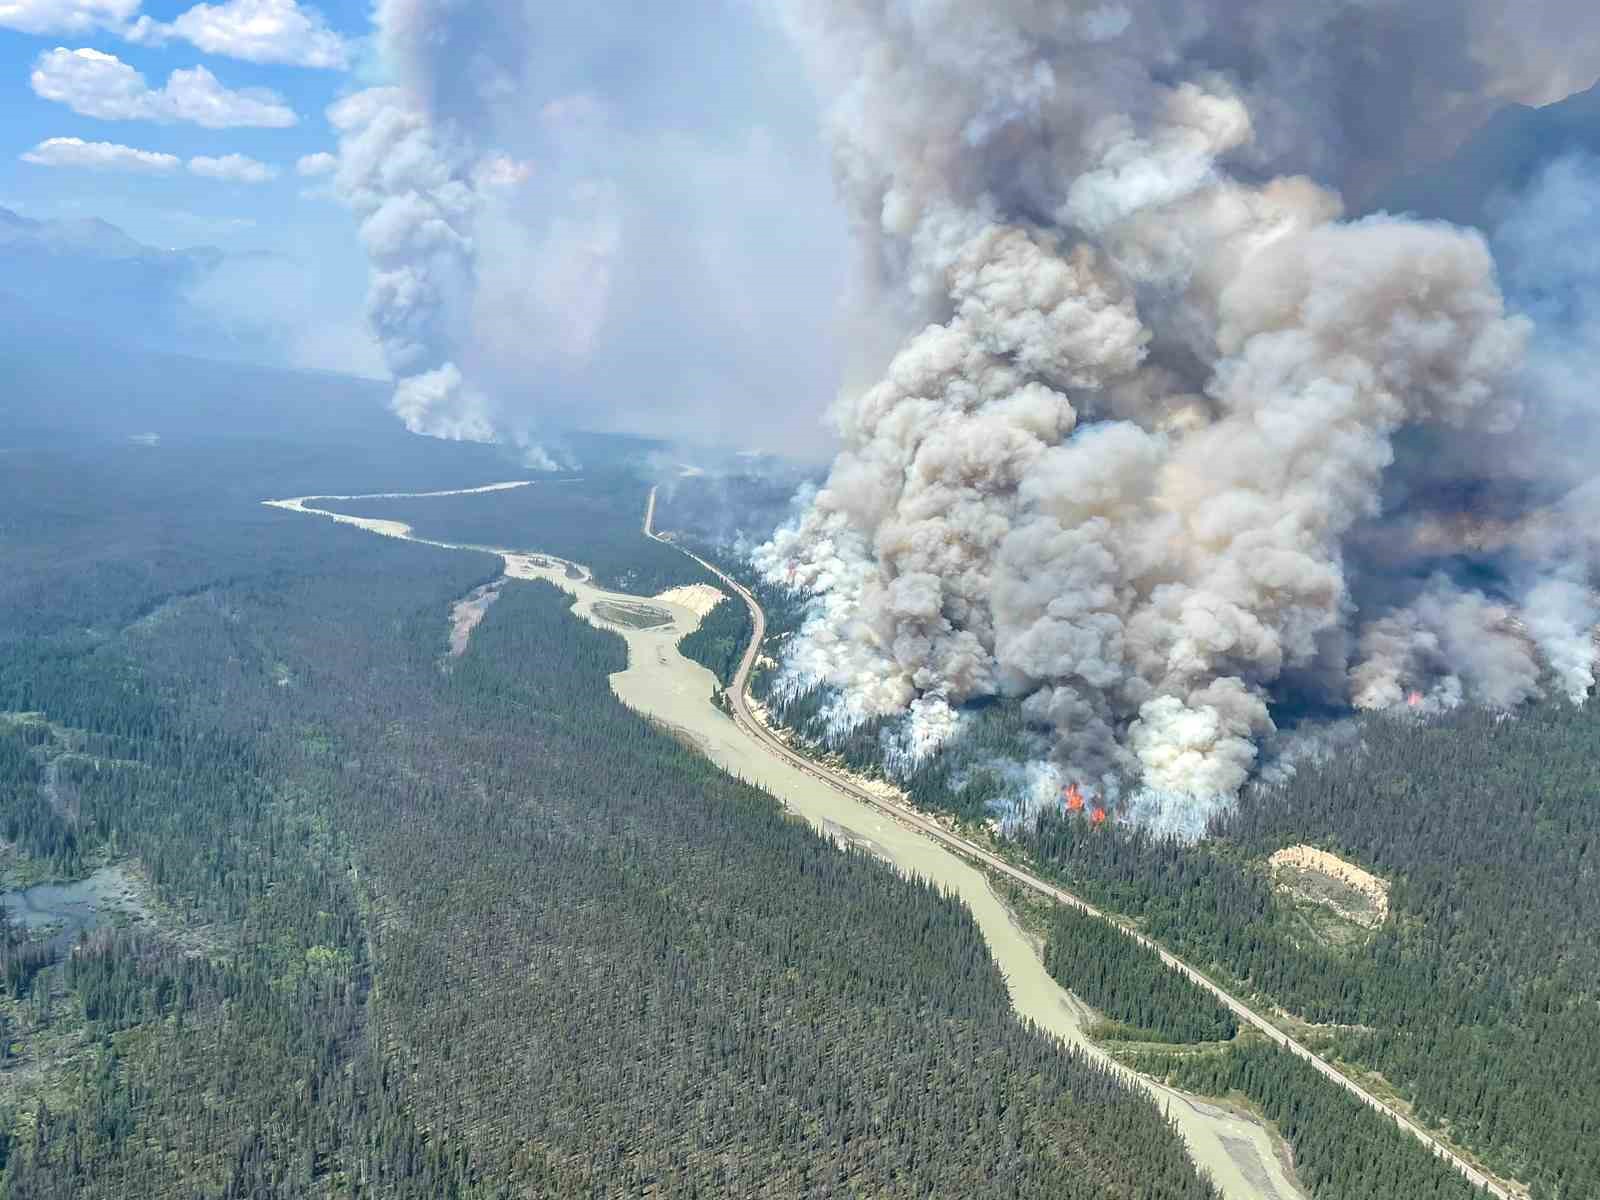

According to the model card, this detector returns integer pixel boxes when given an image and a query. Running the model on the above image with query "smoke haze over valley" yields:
[13,9,1600,1197]
[7,1,1600,833]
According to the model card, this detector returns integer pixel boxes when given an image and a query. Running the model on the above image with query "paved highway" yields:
[645,487,1512,1200]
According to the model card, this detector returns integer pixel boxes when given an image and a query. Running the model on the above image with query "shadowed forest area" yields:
[0,437,1220,1198]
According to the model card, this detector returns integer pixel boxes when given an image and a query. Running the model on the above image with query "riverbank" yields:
[269,488,1306,1200]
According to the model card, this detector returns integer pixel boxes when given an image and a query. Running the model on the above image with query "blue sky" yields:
[0,0,850,435]
[0,0,371,280]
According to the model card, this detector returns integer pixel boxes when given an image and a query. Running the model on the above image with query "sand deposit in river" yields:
[448,582,504,656]
[653,583,725,618]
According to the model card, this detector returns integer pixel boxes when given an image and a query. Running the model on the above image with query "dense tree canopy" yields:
[676,596,751,687]
[1043,904,1237,1044]
[745,566,1600,1199]
[0,441,1217,1199]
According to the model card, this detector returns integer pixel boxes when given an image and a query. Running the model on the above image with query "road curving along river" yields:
[266,486,1306,1200]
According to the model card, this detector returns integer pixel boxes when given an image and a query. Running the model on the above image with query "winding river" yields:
[265,485,1306,1200]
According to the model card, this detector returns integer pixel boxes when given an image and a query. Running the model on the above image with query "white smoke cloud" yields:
[1487,157,1600,703]
[392,364,492,442]
[321,0,1598,825]
[329,86,489,440]
[759,0,1593,832]
[1351,578,1544,713]
[1519,578,1597,703]
[330,0,847,452]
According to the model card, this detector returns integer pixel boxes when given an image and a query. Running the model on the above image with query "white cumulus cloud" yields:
[295,150,336,176]
[188,152,277,183]
[20,136,179,173]
[127,0,348,69]
[31,46,297,128]
[21,136,280,184]
[0,0,136,34]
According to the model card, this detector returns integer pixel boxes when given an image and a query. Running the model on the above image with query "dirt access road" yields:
[645,487,1513,1200]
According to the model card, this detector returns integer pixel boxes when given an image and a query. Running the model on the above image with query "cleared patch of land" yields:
[1269,845,1390,928]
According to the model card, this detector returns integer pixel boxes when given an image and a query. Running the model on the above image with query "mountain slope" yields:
[0,206,222,345]
[1368,79,1600,226]
[0,290,394,442]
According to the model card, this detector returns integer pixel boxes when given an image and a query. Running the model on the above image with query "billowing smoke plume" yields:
[759,1,1600,829]
[330,86,496,441]
[333,0,847,451]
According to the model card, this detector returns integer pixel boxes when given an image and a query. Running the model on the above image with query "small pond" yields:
[1,867,145,956]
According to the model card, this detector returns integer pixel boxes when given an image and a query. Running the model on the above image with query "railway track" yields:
[645,487,1512,1200]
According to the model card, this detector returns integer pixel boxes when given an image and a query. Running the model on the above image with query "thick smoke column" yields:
[332,0,848,451]
[760,1,1600,829]
[330,87,495,441]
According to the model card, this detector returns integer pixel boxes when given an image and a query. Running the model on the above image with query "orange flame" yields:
[1406,690,1423,709]
[1062,782,1086,813]
[1089,805,1108,826]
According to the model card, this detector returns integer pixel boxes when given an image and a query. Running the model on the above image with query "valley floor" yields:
[278,488,1307,1200]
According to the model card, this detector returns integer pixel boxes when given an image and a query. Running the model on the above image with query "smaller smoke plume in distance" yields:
[329,86,493,441]
[757,0,1600,834]
[333,0,848,455]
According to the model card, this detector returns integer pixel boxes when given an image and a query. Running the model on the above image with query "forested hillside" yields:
[1006,706,1600,1196]
[0,440,1218,1198]
[742,568,1600,1198]
[0,437,513,642]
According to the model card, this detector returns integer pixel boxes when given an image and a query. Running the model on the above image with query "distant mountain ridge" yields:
[0,205,226,354]
[0,205,217,264]
[0,285,396,443]
[1368,78,1600,227]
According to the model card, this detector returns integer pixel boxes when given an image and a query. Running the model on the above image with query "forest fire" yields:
[1407,690,1424,709]
[1061,783,1110,826]
[1062,782,1086,813]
